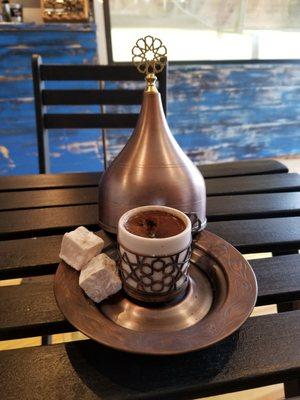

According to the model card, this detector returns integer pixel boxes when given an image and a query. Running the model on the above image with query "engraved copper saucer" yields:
[54,230,257,355]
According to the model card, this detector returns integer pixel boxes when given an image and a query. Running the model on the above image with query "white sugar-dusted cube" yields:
[79,253,122,303]
[59,226,104,270]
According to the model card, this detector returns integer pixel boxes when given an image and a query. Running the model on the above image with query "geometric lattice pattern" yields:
[185,212,202,233]
[132,35,167,76]
[118,245,192,296]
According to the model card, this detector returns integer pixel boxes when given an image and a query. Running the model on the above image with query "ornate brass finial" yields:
[132,35,167,92]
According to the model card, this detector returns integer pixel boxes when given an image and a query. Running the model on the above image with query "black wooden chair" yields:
[31,54,167,174]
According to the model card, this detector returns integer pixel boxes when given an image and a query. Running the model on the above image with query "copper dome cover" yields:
[98,36,206,234]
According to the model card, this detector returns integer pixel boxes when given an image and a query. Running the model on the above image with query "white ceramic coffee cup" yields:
[117,205,192,302]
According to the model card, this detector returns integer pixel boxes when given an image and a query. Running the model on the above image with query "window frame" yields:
[103,0,300,66]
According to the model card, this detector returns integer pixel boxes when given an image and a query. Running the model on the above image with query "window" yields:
[106,0,300,62]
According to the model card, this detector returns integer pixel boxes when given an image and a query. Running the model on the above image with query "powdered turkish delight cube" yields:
[79,253,122,303]
[59,226,104,270]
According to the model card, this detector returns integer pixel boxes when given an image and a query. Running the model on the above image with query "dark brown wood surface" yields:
[1,166,300,400]
[1,217,300,278]
[1,254,299,341]
[0,204,99,238]
[1,311,300,400]
[0,187,97,211]
[209,217,300,253]
[199,159,288,178]
[253,254,300,306]
[1,173,299,210]
[206,173,300,195]
[0,172,100,192]
[1,193,300,239]
[0,235,63,278]
[0,160,288,192]
[0,276,72,340]
[208,192,300,220]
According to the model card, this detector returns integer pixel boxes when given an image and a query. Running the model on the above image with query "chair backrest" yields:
[32,54,167,173]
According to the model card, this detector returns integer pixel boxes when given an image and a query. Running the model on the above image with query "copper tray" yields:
[54,230,257,355]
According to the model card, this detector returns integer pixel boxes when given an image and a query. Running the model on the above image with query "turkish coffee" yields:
[125,210,186,238]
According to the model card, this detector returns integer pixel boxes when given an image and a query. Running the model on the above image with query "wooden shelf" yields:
[0,22,95,31]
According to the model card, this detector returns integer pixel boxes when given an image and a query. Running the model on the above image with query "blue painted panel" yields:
[0,23,101,175]
[105,63,300,166]
[0,25,300,176]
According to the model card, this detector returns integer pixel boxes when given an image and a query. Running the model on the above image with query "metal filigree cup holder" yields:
[117,205,202,304]
[118,242,192,303]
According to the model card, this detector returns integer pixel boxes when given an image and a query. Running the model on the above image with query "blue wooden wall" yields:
[105,62,300,166]
[168,62,300,164]
[0,23,100,175]
[0,25,299,175]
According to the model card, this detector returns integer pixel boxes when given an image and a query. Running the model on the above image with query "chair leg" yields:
[101,128,108,170]
[283,381,300,399]
[99,80,108,170]
[41,335,52,345]
[273,250,300,398]
[38,129,50,174]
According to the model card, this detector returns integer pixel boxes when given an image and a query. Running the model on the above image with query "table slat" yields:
[0,174,299,211]
[1,311,299,400]
[0,205,98,239]
[1,255,299,340]
[0,277,71,339]
[253,254,300,305]
[0,231,111,279]
[0,172,100,192]
[206,173,300,196]
[209,217,300,253]
[1,217,299,278]
[0,160,288,192]
[1,193,300,239]
[0,187,97,211]
[199,159,288,178]
[208,192,300,221]
[0,235,63,278]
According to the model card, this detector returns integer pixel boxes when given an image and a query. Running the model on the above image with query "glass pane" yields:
[112,28,253,61]
[257,31,300,59]
[109,0,300,61]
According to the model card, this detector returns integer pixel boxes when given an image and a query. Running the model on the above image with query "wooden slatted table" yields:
[0,160,300,400]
